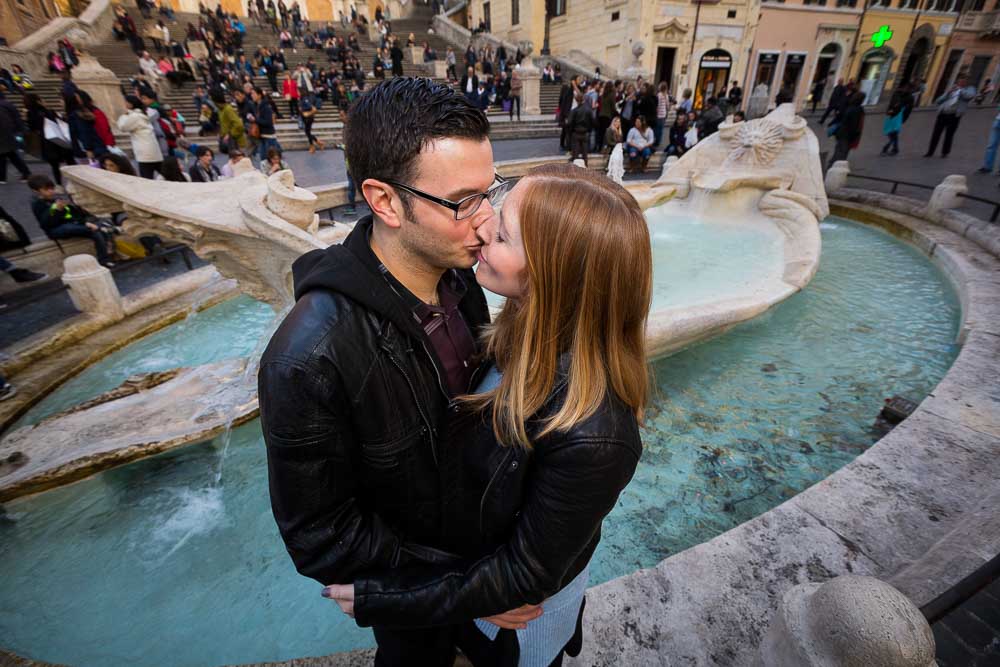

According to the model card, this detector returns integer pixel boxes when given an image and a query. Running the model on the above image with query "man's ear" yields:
[361,179,403,229]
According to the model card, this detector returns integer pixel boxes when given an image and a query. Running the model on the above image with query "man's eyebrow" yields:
[443,187,480,200]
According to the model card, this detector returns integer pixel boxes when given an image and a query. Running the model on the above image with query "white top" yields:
[116,109,163,163]
[626,127,654,150]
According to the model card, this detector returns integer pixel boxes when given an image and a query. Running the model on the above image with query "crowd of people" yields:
[551,74,743,172]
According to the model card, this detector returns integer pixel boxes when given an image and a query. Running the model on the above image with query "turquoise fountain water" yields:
[0,218,960,666]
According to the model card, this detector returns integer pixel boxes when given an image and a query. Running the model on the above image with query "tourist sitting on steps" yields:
[626,116,654,173]
[260,146,289,176]
[28,174,115,267]
[188,146,222,182]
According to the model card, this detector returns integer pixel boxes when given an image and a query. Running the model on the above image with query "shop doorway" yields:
[809,43,840,107]
[695,49,732,108]
[753,51,779,96]
[968,55,993,89]
[933,49,964,99]
[779,52,807,102]
[859,47,894,105]
[655,47,676,91]
[900,37,930,86]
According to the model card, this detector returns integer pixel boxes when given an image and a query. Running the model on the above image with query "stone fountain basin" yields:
[0,359,258,502]
[625,183,821,358]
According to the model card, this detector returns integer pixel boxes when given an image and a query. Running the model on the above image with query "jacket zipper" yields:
[480,448,514,536]
[382,343,439,467]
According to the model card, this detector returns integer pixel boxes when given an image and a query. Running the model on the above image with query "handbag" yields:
[43,117,72,148]
[218,135,231,154]
[0,219,19,243]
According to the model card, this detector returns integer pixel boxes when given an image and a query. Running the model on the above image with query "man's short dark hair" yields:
[27,174,54,191]
[344,77,489,192]
[195,146,213,158]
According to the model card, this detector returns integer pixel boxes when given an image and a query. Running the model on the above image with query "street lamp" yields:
[541,0,552,55]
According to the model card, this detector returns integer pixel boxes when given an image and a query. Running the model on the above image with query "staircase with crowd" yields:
[17,2,561,154]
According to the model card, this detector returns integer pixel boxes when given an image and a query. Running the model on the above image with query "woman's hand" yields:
[322,583,355,617]
[482,603,543,630]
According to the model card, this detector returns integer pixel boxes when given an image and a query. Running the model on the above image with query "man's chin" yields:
[454,249,481,270]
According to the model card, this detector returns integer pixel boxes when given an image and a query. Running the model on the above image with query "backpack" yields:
[158,117,177,148]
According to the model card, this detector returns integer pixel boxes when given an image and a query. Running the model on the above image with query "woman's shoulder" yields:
[535,382,641,456]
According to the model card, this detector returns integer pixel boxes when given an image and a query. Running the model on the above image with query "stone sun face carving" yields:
[728,119,784,166]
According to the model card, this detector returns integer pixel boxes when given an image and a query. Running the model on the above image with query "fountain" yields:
[1,101,994,666]
[624,103,826,356]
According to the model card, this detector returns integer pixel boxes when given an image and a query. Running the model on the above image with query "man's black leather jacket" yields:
[258,216,490,585]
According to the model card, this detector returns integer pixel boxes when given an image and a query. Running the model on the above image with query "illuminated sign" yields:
[871,25,893,48]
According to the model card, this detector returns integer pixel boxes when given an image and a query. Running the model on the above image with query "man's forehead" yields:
[415,137,494,185]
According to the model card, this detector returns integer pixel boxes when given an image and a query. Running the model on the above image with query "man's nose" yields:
[474,213,494,244]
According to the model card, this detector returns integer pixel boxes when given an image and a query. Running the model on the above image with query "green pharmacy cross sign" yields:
[871,25,893,48]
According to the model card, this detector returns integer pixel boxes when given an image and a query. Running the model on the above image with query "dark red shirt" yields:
[366,239,478,396]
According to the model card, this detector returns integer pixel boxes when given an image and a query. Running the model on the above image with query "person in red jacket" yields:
[81,92,116,149]
[281,71,299,118]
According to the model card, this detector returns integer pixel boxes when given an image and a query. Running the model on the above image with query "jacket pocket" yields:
[360,426,426,471]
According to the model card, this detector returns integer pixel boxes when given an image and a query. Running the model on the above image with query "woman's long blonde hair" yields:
[468,163,653,448]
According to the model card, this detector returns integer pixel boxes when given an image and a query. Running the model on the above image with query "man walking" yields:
[819,78,846,124]
[978,106,1000,174]
[924,74,976,158]
[259,77,523,666]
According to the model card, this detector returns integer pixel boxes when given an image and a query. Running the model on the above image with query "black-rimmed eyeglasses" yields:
[385,173,513,220]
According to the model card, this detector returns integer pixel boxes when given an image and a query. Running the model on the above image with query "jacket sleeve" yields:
[352,436,640,628]
[259,356,412,586]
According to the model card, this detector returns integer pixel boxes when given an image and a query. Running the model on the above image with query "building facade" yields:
[466,0,759,107]
[844,0,964,108]
[948,1,1000,101]
[460,0,1000,109]
[750,0,862,111]
[168,0,385,24]
[1,0,61,45]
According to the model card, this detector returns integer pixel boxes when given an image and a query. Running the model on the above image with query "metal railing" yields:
[845,173,934,194]
[844,173,1000,224]
[956,192,1000,223]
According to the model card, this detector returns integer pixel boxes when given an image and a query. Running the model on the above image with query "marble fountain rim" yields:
[3,192,998,666]
[0,273,242,438]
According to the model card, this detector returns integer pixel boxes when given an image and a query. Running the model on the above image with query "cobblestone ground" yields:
[933,575,1000,666]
